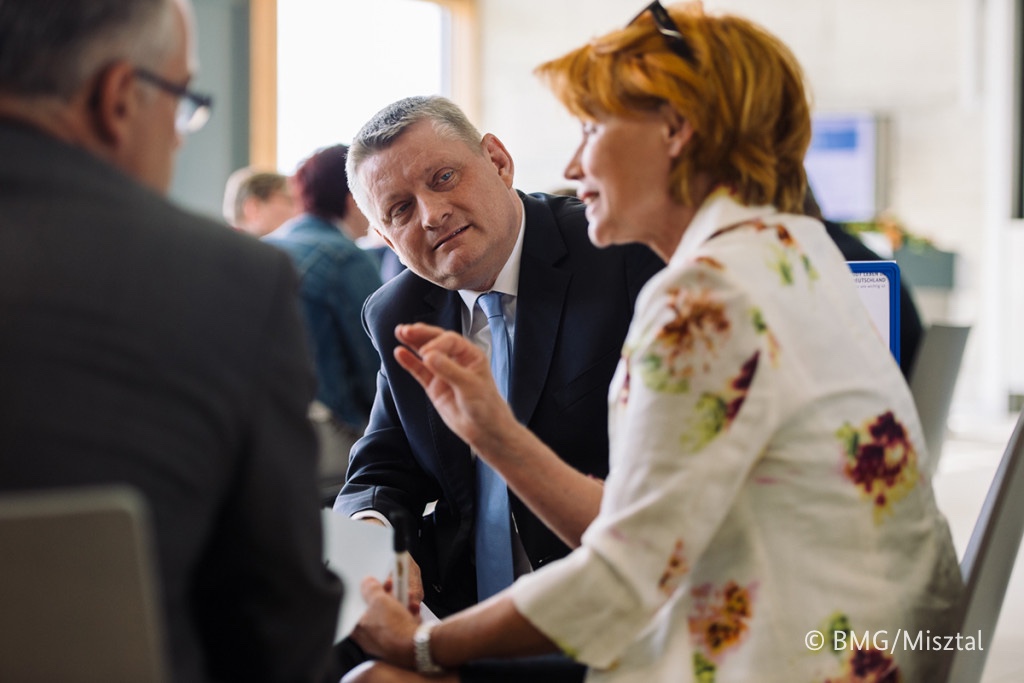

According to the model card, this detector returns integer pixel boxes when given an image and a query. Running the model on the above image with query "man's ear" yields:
[481,134,515,189]
[240,195,260,225]
[344,193,361,217]
[374,227,395,250]
[90,61,140,147]
[663,106,694,159]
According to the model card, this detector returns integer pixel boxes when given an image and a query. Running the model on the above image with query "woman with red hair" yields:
[346,4,961,682]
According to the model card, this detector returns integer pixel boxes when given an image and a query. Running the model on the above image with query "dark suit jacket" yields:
[335,191,663,616]
[0,122,342,683]
[823,219,924,378]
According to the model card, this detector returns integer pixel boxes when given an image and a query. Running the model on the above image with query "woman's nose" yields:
[564,146,583,181]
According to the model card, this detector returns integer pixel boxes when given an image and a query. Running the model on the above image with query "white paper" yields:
[418,599,440,624]
[321,509,394,642]
[852,270,892,350]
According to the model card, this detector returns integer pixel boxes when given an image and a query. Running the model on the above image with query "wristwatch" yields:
[413,622,443,674]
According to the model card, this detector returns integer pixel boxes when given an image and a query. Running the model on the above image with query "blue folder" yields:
[847,260,901,365]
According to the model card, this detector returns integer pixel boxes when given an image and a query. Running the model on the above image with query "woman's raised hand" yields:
[393,323,519,457]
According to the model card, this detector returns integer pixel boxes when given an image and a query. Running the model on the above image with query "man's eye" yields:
[391,202,410,219]
[436,170,454,185]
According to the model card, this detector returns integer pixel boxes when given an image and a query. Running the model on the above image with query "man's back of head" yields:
[0,0,202,193]
[0,1,342,680]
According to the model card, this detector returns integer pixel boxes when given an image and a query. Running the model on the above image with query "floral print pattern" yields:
[638,285,731,393]
[689,580,756,681]
[657,539,690,597]
[681,351,759,452]
[765,222,820,287]
[837,411,920,522]
[695,255,725,270]
[823,613,902,683]
[751,307,781,367]
[829,648,902,683]
[709,219,820,287]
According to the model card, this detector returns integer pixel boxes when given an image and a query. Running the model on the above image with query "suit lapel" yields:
[418,195,572,516]
[420,287,477,512]
[510,194,571,426]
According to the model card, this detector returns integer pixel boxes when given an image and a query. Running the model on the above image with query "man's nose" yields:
[419,195,452,229]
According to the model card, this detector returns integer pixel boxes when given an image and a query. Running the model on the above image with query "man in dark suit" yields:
[333,96,663,630]
[0,2,342,681]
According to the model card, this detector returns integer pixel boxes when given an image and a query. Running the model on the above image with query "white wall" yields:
[472,0,1019,419]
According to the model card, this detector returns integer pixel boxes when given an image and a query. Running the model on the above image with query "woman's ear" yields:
[662,105,693,159]
[89,61,139,147]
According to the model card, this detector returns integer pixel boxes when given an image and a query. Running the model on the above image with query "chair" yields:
[0,486,168,683]
[310,401,359,507]
[909,323,971,472]
[941,409,1024,683]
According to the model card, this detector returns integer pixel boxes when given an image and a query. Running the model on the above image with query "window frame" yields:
[1014,0,1023,218]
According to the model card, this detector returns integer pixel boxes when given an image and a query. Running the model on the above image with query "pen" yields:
[392,509,411,609]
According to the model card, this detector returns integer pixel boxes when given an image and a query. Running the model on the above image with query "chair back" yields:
[0,486,168,683]
[942,410,1024,683]
[909,323,971,471]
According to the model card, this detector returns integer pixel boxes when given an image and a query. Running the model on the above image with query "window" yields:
[252,0,474,172]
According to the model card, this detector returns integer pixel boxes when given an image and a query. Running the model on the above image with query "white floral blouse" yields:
[511,189,963,683]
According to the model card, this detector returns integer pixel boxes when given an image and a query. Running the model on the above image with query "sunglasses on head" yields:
[628,1,698,65]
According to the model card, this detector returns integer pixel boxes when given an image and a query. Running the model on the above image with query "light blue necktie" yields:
[474,291,515,600]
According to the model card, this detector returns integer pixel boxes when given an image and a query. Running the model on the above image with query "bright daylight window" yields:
[276,0,450,174]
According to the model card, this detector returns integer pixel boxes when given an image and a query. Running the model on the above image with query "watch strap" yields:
[413,622,443,674]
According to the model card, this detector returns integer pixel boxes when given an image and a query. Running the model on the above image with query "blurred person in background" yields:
[264,144,382,493]
[222,166,299,237]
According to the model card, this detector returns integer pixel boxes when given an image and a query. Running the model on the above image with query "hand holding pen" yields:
[389,510,424,616]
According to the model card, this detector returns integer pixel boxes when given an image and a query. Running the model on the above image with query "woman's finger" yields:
[422,349,490,392]
[395,323,447,353]
[395,345,435,390]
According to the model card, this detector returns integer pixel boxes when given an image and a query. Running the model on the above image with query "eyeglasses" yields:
[135,68,213,135]
[628,1,698,66]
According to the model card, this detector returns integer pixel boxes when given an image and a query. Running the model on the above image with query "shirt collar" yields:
[672,186,779,264]
[457,198,526,311]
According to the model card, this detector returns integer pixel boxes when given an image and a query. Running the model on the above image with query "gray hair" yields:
[0,0,178,100]
[222,168,291,225]
[346,95,483,214]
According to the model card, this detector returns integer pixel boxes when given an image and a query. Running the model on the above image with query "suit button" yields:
[432,583,443,594]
